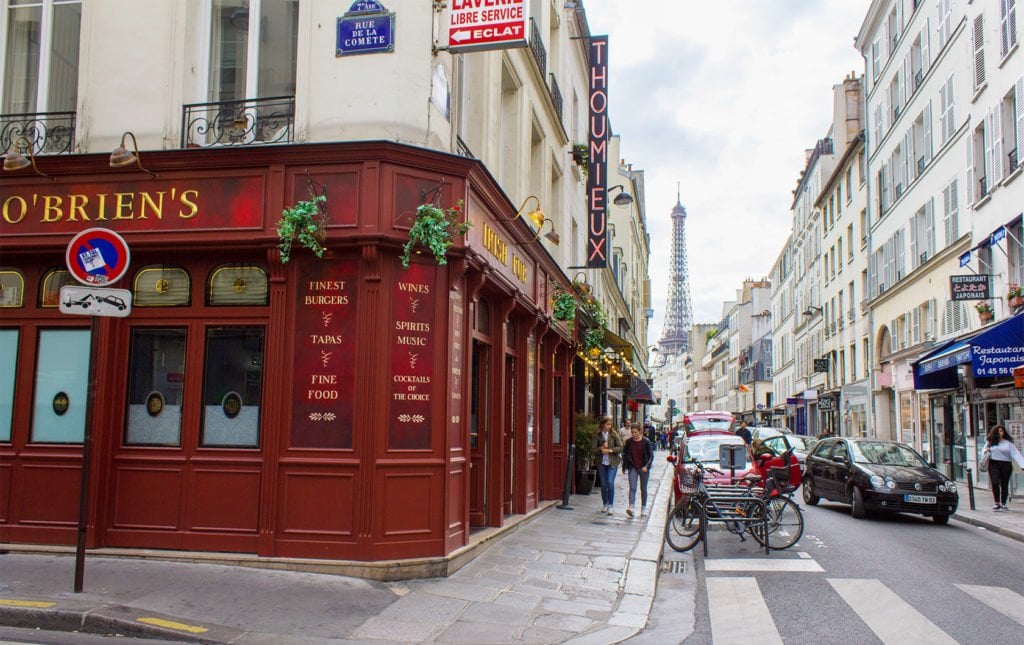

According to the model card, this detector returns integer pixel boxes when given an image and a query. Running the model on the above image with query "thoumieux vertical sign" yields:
[586,35,609,268]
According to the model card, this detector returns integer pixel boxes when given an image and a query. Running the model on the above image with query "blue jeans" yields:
[598,463,618,506]
[627,467,650,509]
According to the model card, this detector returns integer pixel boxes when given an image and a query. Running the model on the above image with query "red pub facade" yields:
[0,141,575,569]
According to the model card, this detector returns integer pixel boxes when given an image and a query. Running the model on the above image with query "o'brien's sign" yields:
[586,35,609,268]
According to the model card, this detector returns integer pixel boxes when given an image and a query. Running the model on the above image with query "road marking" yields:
[137,617,209,634]
[707,577,782,645]
[955,584,1024,627]
[705,558,823,573]
[0,599,56,608]
[828,579,956,644]
[797,551,812,559]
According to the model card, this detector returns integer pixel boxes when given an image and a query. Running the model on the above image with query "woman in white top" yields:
[983,425,1024,511]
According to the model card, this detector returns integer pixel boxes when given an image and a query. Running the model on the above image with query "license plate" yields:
[904,494,936,504]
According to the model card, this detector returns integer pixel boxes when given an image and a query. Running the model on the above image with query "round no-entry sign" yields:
[65,228,131,286]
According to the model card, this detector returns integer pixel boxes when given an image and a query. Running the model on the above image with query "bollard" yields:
[965,466,975,511]
[557,445,576,510]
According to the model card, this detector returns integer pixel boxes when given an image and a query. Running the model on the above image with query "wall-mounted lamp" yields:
[608,184,634,207]
[110,131,156,177]
[802,305,823,316]
[2,136,54,180]
[508,195,560,245]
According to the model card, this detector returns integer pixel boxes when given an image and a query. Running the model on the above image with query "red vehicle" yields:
[682,410,735,436]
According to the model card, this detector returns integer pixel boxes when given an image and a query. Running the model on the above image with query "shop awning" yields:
[913,313,1024,389]
[627,375,657,404]
[602,329,634,360]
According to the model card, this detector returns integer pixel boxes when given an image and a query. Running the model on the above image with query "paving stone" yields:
[499,546,541,559]
[616,592,653,616]
[536,551,568,564]
[532,612,594,633]
[517,576,559,590]
[435,619,520,643]
[516,625,576,643]
[374,592,468,625]
[351,617,439,642]
[492,590,544,610]
[467,569,524,588]
[609,610,648,628]
[561,625,636,645]
[542,598,613,616]
[458,600,532,626]
[425,580,501,602]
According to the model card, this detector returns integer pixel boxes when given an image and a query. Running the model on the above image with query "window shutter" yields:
[926,198,935,257]
[949,180,959,240]
[903,132,911,185]
[890,319,898,353]
[913,308,921,344]
[1002,0,1012,56]
[904,54,912,103]
[966,135,975,204]
[924,100,933,161]
[1011,0,1019,51]
[984,109,995,191]
[973,14,986,89]
[910,209,919,267]
[922,18,931,70]
[1016,77,1024,171]
[939,78,949,143]
[991,103,1004,185]
[928,298,937,338]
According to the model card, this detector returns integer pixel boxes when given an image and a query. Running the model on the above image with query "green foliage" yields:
[583,327,605,353]
[400,200,471,268]
[574,413,600,471]
[706,329,718,341]
[571,143,589,177]
[277,194,327,264]
[552,289,576,321]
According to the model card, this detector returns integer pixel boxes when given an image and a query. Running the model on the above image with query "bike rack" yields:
[699,485,770,556]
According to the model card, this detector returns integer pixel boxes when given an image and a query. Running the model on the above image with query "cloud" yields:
[584,0,867,339]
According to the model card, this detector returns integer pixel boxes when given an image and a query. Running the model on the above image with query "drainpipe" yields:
[861,52,876,442]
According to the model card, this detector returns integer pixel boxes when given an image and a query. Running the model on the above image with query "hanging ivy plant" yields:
[571,143,589,177]
[552,289,576,321]
[583,327,605,355]
[277,194,328,264]
[400,200,471,268]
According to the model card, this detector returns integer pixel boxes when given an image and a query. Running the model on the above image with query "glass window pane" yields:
[32,328,90,443]
[40,269,76,307]
[257,0,298,97]
[201,327,263,447]
[48,1,81,112]
[3,4,41,114]
[0,270,26,307]
[133,266,191,307]
[125,329,186,446]
[0,329,19,442]
[209,0,249,101]
[207,264,268,306]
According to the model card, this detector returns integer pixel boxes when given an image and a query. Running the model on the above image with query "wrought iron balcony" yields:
[917,156,926,175]
[549,73,563,123]
[979,175,988,197]
[914,69,924,91]
[0,111,75,155]
[528,18,546,77]
[1010,147,1019,173]
[180,95,294,148]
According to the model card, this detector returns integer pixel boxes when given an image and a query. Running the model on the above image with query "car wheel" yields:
[802,479,819,505]
[850,486,866,519]
[932,514,950,525]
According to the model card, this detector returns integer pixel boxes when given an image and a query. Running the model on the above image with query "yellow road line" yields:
[0,599,56,608]
[137,617,209,634]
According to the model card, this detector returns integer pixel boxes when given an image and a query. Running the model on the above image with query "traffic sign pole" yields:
[74,316,99,593]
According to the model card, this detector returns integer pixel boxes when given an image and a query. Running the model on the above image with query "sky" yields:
[583,0,869,344]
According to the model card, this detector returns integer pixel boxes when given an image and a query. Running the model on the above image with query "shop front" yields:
[0,142,573,567]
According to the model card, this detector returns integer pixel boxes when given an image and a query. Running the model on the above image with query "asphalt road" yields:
[640,493,1024,645]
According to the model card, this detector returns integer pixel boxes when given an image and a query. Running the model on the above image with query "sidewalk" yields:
[0,456,675,644]
[951,489,1024,543]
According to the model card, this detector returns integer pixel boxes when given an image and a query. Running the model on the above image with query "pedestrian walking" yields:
[982,424,1024,511]
[622,422,655,517]
[594,416,624,516]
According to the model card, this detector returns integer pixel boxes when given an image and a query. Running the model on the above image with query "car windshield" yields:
[852,441,928,467]
[685,435,748,465]
[784,436,814,451]
[686,419,733,432]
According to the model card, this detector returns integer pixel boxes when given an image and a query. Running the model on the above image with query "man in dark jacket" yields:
[735,420,752,445]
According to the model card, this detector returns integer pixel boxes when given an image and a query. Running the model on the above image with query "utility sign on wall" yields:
[448,0,527,53]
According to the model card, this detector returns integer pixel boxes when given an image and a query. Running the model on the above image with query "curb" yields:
[951,513,1024,543]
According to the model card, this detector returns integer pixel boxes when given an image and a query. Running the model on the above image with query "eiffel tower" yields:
[658,189,693,355]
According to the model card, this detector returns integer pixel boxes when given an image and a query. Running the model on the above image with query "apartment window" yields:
[837,238,844,273]
[871,40,882,86]
[967,120,989,202]
[837,185,842,213]
[860,209,868,247]
[971,14,987,92]
[943,179,959,245]
[846,168,853,201]
[1010,220,1024,284]
[1000,0,1018,58]
[938,0,952,51]
[847,224,855,261]
[912,104,933,177]
[850,343,857,380]
[939,75,956,144]
[2,0,81,114]
[911,24,931,91]
[910,199,935,269]
[862,338,870,379]
[207,0,298,103]
[999,84,1021,176]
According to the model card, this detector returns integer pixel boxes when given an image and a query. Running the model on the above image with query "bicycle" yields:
[664,459,804,552]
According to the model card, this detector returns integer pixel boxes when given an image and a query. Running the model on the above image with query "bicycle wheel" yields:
[749,497,804,550]
[664,495,703,552]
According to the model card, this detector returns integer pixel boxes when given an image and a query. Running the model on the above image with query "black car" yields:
[802,437,958,524]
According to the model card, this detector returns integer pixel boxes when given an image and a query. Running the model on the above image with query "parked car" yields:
[673,410,735,450]
[758,432,818,471]
[94,294,127,310]
[678,432,752,485]
[802,437,958,524]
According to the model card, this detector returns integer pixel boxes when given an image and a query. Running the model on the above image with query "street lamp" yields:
[608,184,634,207]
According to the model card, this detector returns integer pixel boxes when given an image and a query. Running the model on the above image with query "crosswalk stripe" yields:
[955,584,1024,627]
[828,578,957,644]
[705,558,823,573]
[707,577,783,645]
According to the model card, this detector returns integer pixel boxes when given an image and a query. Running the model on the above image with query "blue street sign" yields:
[959,250,972,267]
[337,1,394,56]
[991,226,1007,245]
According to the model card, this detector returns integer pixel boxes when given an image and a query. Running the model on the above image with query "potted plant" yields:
[573,412,599,494]
[277,194,327,263]
[400,200,471,268]
[1008,283,1024,308]
[976,301,995,323]
[571,143,589,177]
[583,327,605,357]
[552,288,576,321]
